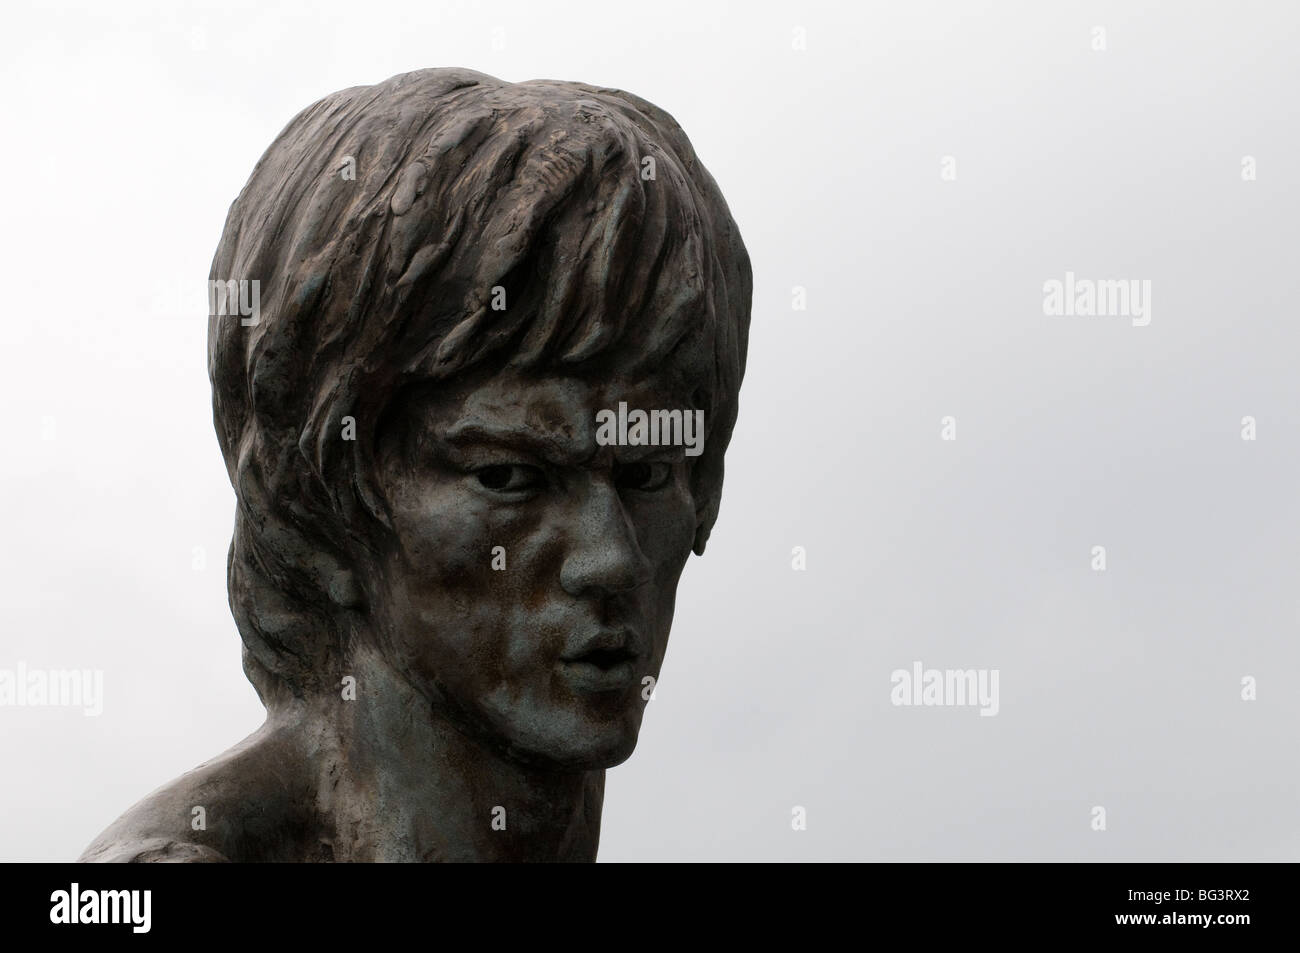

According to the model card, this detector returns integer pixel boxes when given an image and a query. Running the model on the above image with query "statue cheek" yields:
[385,484,493,578]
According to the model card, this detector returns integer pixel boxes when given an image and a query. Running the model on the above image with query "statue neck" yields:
[275,644,604,862]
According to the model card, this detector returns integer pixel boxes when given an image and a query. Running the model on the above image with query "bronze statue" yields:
[81,68,751,862]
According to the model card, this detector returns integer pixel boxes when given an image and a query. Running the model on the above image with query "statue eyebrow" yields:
[440,420,595,466]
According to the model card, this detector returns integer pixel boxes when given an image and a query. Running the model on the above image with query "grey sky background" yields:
[1,0,1296,861]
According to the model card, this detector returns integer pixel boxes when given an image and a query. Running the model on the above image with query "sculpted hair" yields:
[208,68,752,703]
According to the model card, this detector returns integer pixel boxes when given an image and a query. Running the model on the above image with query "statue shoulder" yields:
[79,837,231,863]
[78,725,319,863]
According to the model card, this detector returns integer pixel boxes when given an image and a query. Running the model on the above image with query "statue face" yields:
[371,366,700,770]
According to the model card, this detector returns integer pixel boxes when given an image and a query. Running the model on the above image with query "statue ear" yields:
[691,460,725,556]
[693,490,721,555]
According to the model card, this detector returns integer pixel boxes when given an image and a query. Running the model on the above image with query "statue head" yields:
[208,67,751,772]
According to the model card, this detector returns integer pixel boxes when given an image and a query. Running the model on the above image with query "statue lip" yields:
[559,629,640,669]
[556,654,639,693]
[558,629,643,686]
[564,646,637,670]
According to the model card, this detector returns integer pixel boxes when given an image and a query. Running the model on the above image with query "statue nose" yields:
[559,481,653,598]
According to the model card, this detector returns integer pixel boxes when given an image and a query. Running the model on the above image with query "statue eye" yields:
[614,461,673,492]
[475,464,545,493]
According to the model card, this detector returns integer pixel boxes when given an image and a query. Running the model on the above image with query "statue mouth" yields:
[558,634,642,691]
[569,646,636,670]
[561,628,640,665]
